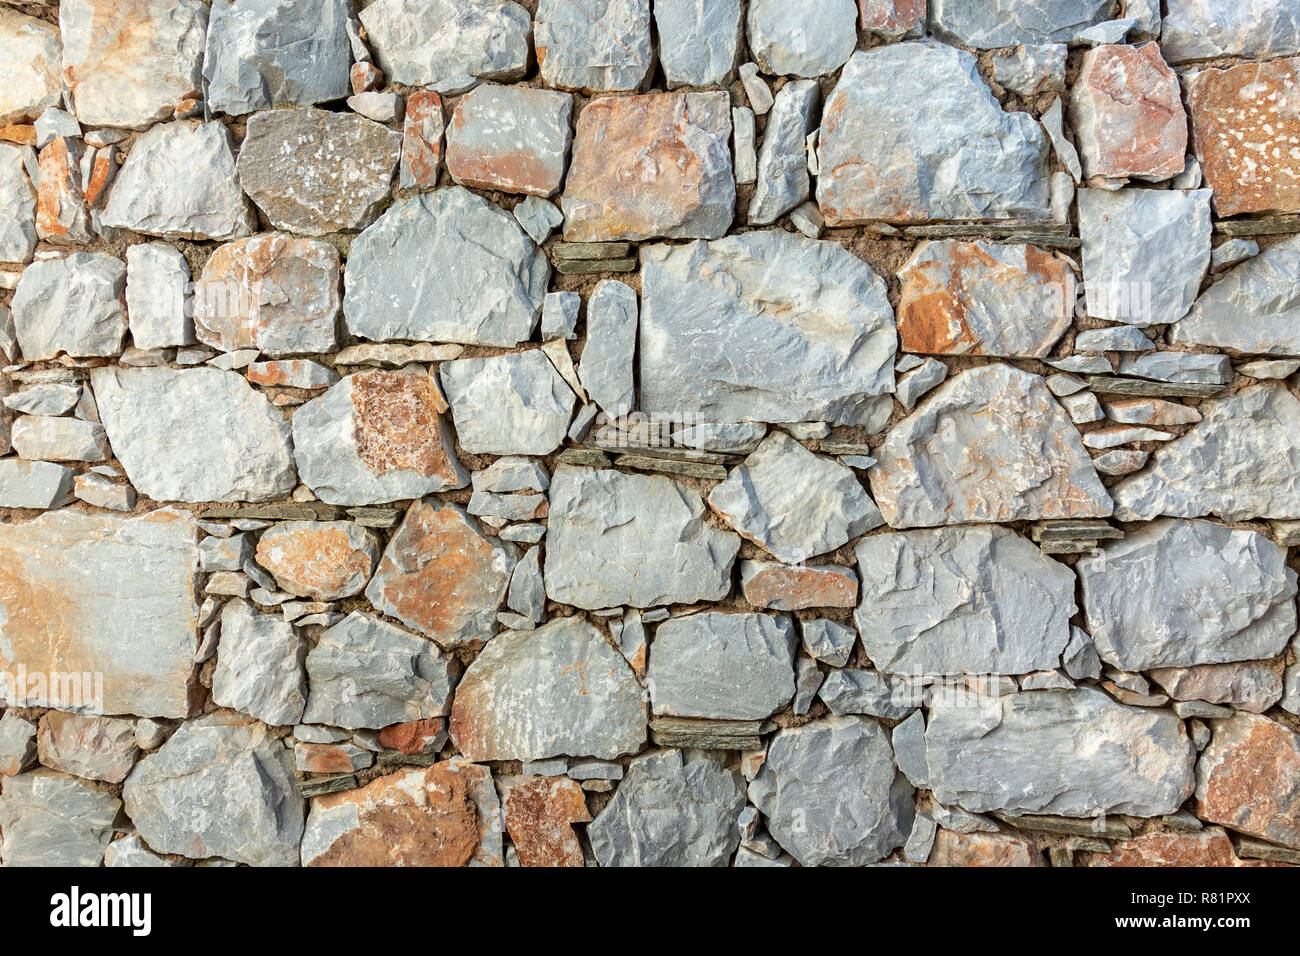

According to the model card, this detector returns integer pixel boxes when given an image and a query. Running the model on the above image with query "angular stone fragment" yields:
[0,143,36,265]
[709,433,880,563]
[562,92,734,242]
[102,121,254,240]
[365,500,516,648]
[640,232,895,425]
[359,0,530,88]
[450,617,646,761]
[818,669,915,719]
[204,0,352,117]
[801,619,856,668]
[860,0,925,36]
[293,369,466,506]
[992,44,1067,97]
[446,84,573,197]
[35,138,92,245]
[536,0,653,92]
[1186,57,1300,217]
[37,713,139,784]
[749,80,819,226]
[194,234,339,356]
[499,774,590,867]
[126,243,193,350]
[578,280,637,416]
[897,241,1073,357]
[0,509,198,718]
[60,0,207,130]
[1112,383,1300,521]
[928,0,1113,47]
[237,108,400,235]
[648,612,796,720]
[255,522,381,600]
[741,561,858,611]
[12,253,126,360]
[0,770,120,867]
[1116,352,1231,386]
[345,188,548,346]
[1172,236,1300,356]
[871,365,1112,528]
[817,43,1049,225]
[750,716,913,866]
[1079,519,1297,671]
[0,9,61,126]
[124,714,303,866]
[1196,712,1300,849]
[0,460,75,509]
[545,466,739,609]
[440,351,575,456]
[747,0,857,78]
[655,0,741,87]
[1090,828,1265,867]
[1079,188,1211,327]
[93,366,296,503]
[0,713,37,777]
[854,526,1076,676]
[211,599,307,726]
[1149,662,1284,715]
[246,360,337,390]
[1163,0,1300,63]
[929,830,1043,867]
[927,688,1195,817]
[11,415,109,462]
[399,90,444,189]
[302,611,460,729]
[589,749,744,867]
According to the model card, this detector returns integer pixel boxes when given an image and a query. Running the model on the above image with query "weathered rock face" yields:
[749,717,913,866]
[1111,384,1300,521]
[1149,662,1284,715]
[440,351,576,456]
[92,366,297,503]
[589,749,745,866]
[929,830,1043,867]
[870,365,1112,528]
[0,9,61,126]
[101,121,255,240]
[648,612,797,720]
[1196,712,1300,849]
[927,688,1195,817]
[203,0,352,117]
[1164,0,1300,63]
[37,712,139,784]
[0,770,121,867]
[302,611,460,730]
[1079,520,1298,671]
[344,188,548,347]
[896,241,1073,358]
[854,526,1076,676]
[544,466,739,610]
[449,617,647,761]
[292,369,466,506]
[749,79,819,225]
[1186,57,1300,217]
[747,0,858,78]
[0,509,198,719]
[11,253,126,360]
[535,0,653,92]
[194,234,340,356]
[211,598,306,727]
[237,109,401,235]
[255,522,381,601]
[1171,235,1300,356]
[302,762,492,866]
[740,562,859,611]
[1070,43,1187,182]
[640,232,895,425]
[446,84,573,197]
[0,143,37,265]
[125,242,192,350]
[400,91,445,189]
[817,43,1049,224]
[359,0,531,89]
[499,774,590,867]
[124,715,304,866]
[60,0,208,130]
[1089,828,1265,868]
[654,0,741,87]
[365,500,516,648]
[561,92,734,242]
[927,0,1113,47]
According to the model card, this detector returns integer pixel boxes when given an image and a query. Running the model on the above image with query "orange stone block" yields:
[500,775,591,867]
[928,830,1045,867]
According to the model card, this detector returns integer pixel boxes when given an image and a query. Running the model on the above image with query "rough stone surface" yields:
[535,0,653,93]
[579,280,637,416]
[0,9,61,126]
[740,561,858,611]
[746,0,857,78]
[1149,662,1284,715]
[126,243,193,350]
[1164,0,1300,64]
[929,829,1043,867]
[1172,235,1300,356]
[0,143,37,265]
[749,80,819,226]
[654,0,741,88]
[12,253,126,360]
[446,84,573,197]
[499,774,590,867]
[37,712,138,784]
[441,351,576,456]
[358,0,530,89]
[1196,712,1300,849]
[212,599,307,727]
[0,769,120,867]
[928,0,1113,47]
[255,522,382,600]
[399,90,445,189]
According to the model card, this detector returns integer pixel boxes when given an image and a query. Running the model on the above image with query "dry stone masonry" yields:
[0,0,1298,870]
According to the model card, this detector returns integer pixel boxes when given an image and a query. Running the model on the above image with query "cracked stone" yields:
[1172,235,1300,356]
[37,713,139,784]
[446,83,573,197]
[358,0,530,88]
[441,350,576,456]
[12,252,126,360]
[800,619,857,668]
[535,0,653,92]
[0,770,120,867]
[212,598,307,727]
[749,80,819,226]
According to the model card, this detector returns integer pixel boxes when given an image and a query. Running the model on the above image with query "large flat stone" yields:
[927,0,1113,47]
[543,466,739,610]
[440,351,576,456]
[746,0,857,78]
[359,0,531,88]
[11,253,126,360]
[445,84,573,197]
[0,770,120,867]
[870,364,1112,528]
[0,9,62,126]
[0,509,198,719]
[654,0,741,87]
[535,0,653,92]
[255,521,381,600]
[92,366,297,503]
[639,231,895,425]
[344,188,548,346]
[1164,0,1300,63]
[1196,712,1300,849]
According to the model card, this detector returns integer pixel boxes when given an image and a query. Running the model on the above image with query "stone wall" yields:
[0,0,1298,868]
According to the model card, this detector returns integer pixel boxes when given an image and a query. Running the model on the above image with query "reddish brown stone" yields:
[1196,712,1300,849]
[399,90,444,189]
[859,0,924,33]
[740,561,858,610]
[1090,828,1273,867]
[245,359,335,390]
[36,138,92,244]
[255,520,381,601]
[928,830,1045,867]
[445,83,573,197]
[303,763,483,867]
[378,717,447,755]
[82,148,116,208]
[350,62,382,94]
[1148,661,1283,714]
[350,369,452,477]
[295,742,367,775]
[1187,57,1300,217]
[0,124,36,146]
[499,774,591,867]
[1070,42,1186,182]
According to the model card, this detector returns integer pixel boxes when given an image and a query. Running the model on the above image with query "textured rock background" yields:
[0,0,1298,870]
